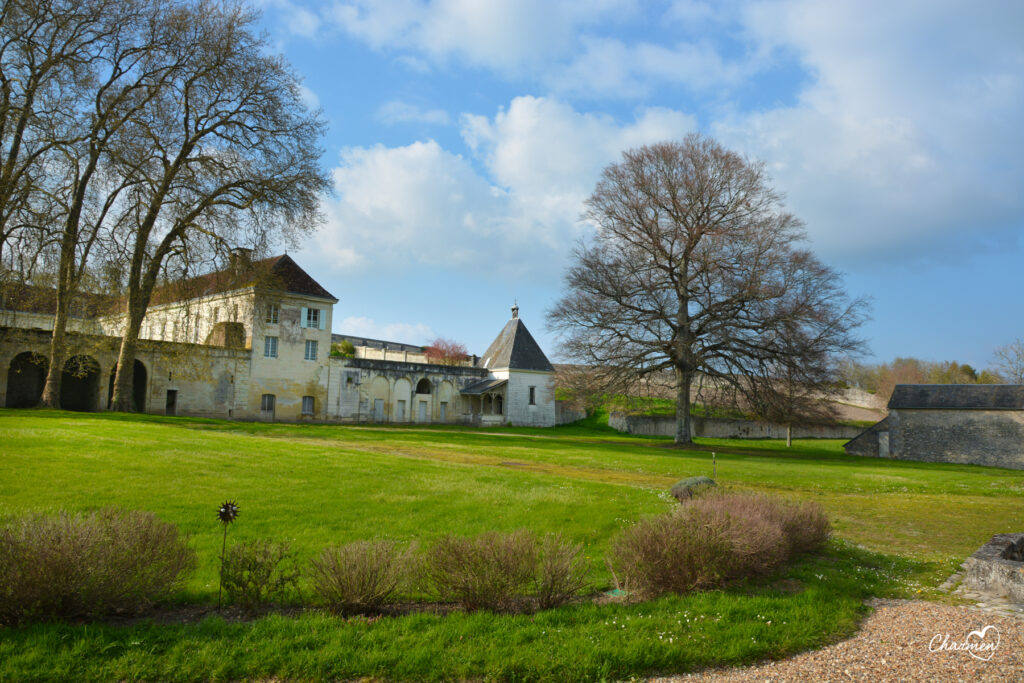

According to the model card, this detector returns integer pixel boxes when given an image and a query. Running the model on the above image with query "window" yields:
[264,336,278,358]
[529,386,536,405]
[265,303,279,324]
[304,307,321,329]
[304,340,318,361]
[302,395,314,415]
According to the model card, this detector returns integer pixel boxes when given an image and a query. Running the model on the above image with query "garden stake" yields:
[217,501,239,608]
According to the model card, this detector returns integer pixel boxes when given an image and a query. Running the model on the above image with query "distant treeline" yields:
[837,357,1004,402]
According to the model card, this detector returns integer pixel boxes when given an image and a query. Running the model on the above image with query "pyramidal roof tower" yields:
[478,304,554,372]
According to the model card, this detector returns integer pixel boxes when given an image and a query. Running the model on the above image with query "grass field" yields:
[1,408,1022,681]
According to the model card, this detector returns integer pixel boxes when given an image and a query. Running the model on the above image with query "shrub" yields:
[610,492,831,598]
[535,533,591,609]
[310,540,409,615]
[0,508,196,624]
[221,539,299,613]
[421,530,538,612]
[610,508,733,597]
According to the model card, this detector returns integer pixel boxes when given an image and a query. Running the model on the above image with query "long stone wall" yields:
[889,409,1024,470]
[554,400,586,425]
[608,411,863,440]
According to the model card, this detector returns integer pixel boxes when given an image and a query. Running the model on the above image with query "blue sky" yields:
[256,0,1024,369]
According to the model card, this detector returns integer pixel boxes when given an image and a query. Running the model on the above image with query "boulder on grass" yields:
[670,476,716,502]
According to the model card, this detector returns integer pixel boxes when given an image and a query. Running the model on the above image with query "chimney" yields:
[228,247,253,270]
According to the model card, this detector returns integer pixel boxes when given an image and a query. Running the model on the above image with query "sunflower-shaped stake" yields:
[217,501,239,608]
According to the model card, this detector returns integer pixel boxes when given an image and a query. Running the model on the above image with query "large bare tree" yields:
[548,135,868,444]
[108,0,327,411]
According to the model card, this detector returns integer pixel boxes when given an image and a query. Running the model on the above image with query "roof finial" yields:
[511,300,519,319]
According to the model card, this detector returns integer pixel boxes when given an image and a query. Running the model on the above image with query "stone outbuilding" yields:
[844,384,1024,470]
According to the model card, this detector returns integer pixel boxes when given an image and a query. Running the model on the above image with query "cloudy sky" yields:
[257,0,1024,369]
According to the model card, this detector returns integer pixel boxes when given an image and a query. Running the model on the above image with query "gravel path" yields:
[651,599,1023,682]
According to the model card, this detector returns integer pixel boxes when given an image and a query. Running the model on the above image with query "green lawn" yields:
[1,409,1022,682]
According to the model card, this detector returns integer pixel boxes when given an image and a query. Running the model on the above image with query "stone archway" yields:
[107,359,148,412]
[415,378,431,394]
[60,355,100,412]
[6,352,48,408]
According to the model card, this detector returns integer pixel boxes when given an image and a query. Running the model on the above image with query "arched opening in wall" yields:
[60,355,100,412]
[106,360,148,412]
[6,352,48,408]
[415,378,431,394]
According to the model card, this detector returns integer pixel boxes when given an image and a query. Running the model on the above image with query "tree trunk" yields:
[39,298,69,408]
[110,319,140,412]
[786,423,792,448]
[674,365,693,445]
[40,246,76,408]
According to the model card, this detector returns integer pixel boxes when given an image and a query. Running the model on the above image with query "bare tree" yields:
[35,0,194,408]
[107,1,328,411]
[548,135,868,445]
[994,339,1024,385]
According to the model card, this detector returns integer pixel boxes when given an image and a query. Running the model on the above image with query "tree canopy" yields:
[548,135,868,444]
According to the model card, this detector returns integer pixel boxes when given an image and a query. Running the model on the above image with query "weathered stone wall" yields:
[843,417,890,457]
[889,409,1024,470]
[555,400,586,425]
[0,326,248,418]
[608,411,863,439]
[325,357,487,423]
[504,369,555,427]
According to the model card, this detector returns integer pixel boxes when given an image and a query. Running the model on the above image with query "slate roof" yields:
[460,378,508,395]
[331,333,423,353]
[888,384,1024,410]
[478,315,554,372]
[151,254,336,305]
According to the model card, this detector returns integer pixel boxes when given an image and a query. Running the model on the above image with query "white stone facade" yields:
[1,256,556,427]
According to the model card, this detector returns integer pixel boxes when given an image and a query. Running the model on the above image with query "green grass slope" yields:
[0,409,1021,681]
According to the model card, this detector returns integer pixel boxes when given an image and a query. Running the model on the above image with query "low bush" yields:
[420,530,538,612]
[535,533,591,609]
[0,508,196,624]
[310,540,410,615]
[419,530,592,612]
[221,539,299,613]
[611,492,831,598]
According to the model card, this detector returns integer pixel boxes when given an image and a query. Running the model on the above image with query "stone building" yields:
[0,254,556,426]
[844,384,1024,470]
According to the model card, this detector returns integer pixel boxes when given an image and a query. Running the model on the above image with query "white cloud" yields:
[336,316,435,343]
[376,100,450,126]
[708,0,1024,262]
[327,0,626,73]
[308,97,696,280]
[258,0,323,38]
[546,37,747,98]
[297,84,320,111]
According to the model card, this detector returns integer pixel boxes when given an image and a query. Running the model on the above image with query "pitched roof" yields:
[151,254,336,305]
[888,384,1024,410]
[479,314,554,372]
[460,378,508,395]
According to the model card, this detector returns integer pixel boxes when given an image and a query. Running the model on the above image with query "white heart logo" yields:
[966,625,1001,661]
